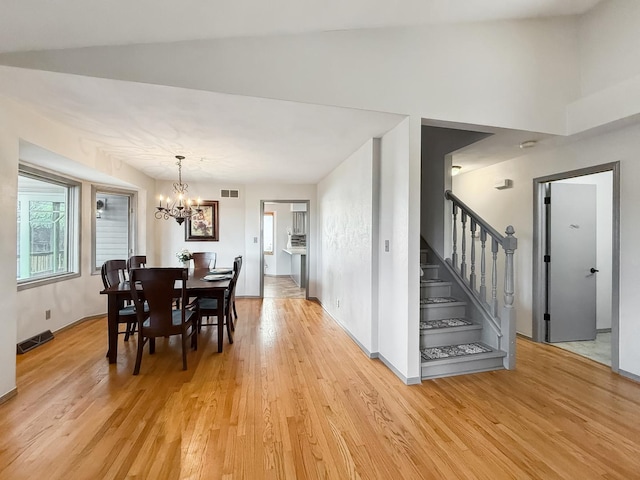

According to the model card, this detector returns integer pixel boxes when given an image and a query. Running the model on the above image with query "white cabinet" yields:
[283,249,306,287]
[292,212,306,234]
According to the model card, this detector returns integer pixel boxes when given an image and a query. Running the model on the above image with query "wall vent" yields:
[221,189,239,198]
[17,330,54,354]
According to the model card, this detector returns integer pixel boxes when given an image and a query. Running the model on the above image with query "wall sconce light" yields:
[96,198,106,218]
[451,165,462,176]
[519,140,537,149]
[494,179,513,190]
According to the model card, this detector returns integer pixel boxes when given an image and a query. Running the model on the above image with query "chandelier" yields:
[155,155,202,225]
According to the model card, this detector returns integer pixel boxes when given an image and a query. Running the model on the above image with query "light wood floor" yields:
[2,299,640,479]
[263,275,306,299]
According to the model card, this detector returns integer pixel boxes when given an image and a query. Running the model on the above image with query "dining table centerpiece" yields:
[176,248,193,267]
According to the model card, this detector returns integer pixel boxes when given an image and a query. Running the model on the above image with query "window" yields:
[264,212,274,255]
[17,166,80,286]
[93,188,135,271]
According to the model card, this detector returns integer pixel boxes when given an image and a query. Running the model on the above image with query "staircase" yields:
[420,248,506,379]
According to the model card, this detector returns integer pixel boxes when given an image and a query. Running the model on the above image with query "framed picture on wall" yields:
[185,200,219,241]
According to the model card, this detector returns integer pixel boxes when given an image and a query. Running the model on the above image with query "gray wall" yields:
[420,126,490,256]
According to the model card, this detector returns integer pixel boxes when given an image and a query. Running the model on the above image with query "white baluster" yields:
[480,228,487,303]
[470,219,477,291]
[503,225,517,308]
[461,211,467,279]
[452,205,458,268]
[491,237,498,317]
[502,225,518,369]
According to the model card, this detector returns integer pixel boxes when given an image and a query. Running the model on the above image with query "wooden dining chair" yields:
[129,267,198,375]
[193,260,239,352]
[231,255,242,322]
[101,259,137,341]
[191,251,217,270]
[126,255,147,270]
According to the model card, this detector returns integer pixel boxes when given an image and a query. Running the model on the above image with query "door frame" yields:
[259,199,310,299]
[532,162,620,372]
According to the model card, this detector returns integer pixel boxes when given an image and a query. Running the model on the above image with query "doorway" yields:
[260,200,310,299]
[533,163,620,370]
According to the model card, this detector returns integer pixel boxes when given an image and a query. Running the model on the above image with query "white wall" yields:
[276,203,294,275]
[452,122,640,377]
[578,0,640,96]
[154,180,246,285]
[0,17,579,135]
[243,185,317,297]
[567,1,640,133]
[263,205,276,274]
[0,117,18,398]
[155,184,318,298]
[557,172,613,330]
[378,118,420,381]
[317,140,375,353]
[263,203,292,276]
[0,96,157,399]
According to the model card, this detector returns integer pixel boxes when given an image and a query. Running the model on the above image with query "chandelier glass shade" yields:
[155,155,202,225]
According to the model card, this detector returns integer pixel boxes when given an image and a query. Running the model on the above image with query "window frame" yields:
[92,185,138,274]
[17,164,81,290]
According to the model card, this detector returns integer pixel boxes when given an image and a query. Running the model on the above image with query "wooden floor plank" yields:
[1,298,640,479]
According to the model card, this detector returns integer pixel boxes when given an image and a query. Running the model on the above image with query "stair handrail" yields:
[444,190,517,369]
[445,190,505,245]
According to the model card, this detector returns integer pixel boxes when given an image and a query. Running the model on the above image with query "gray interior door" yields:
[548,182,597,342]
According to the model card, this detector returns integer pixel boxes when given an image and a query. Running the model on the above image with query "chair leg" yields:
[133,335,145,375]
[181,333,188,370]
[226,312,234,343]
[191,323,198,351]
[124,320,135,341]
[233,300,238,320]
[217,315,224,353]
[149,338,155,354]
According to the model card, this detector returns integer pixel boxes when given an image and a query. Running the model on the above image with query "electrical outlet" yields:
[254,237,258,243]
[45,309,51,320]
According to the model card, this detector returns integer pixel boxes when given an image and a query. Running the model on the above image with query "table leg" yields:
[107,295,119,363]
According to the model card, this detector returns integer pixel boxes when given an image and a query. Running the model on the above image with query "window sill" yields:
[18,272,82,291]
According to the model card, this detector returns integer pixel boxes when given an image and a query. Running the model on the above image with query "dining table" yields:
[100,267,232,363]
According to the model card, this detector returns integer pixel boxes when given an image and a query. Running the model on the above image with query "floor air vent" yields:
[17,330,54,354]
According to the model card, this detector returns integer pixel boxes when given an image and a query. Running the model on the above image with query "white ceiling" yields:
[0,0,602,53]
[1,66,404,184]
[0,1,604,184]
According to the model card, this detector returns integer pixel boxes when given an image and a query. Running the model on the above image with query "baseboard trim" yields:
[0,387,17,405]
[619,369,640,384]
[316,299,420,385]
[53,314,105,335]
[377,354,421,385]
[316,301,373,357]
[16,314,105,347]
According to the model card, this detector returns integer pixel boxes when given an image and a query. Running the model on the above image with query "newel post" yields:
[501,225,517,369]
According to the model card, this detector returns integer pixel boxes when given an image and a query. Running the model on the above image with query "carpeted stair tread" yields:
[420,318,474,330]
[420,296,461,305]
[420,343,493,361]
